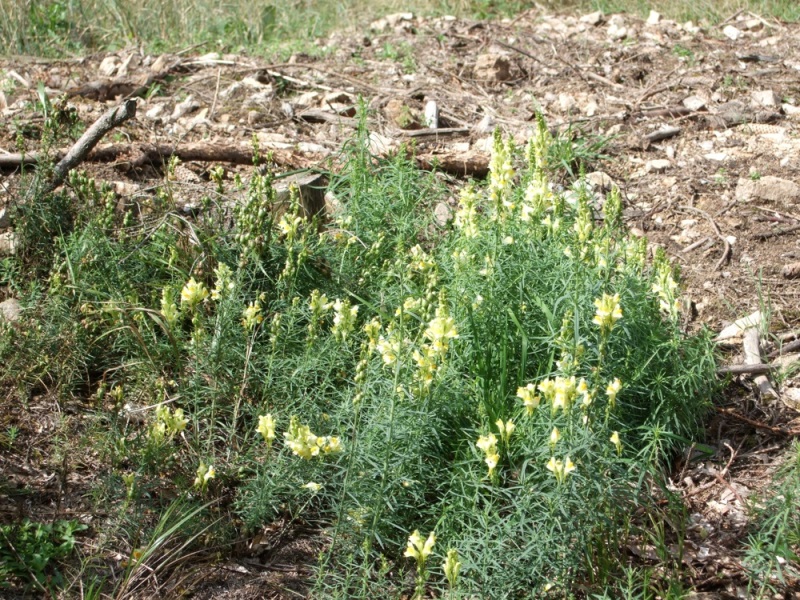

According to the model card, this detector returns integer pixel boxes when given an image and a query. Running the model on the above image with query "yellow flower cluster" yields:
[516,383,540,415]
[242,300,263,330]
[194,461,215,491]
[592,293,622,335]
[277,213,302,243]
[160,287,179,327]
[535,375,591,415]
[606,378,621,409]
[211,263,235,301]
[488,130,516,215]
[257,413,276,444]
[546,456,576,484]
[404,529,436,563]
[332,298,359,341]
[476,433,500,476]
[424,314,458,354]
[150,405,188,442]
[408,244,436,273]
[652,262,680,319]
[180,277,208,311]
[454,184,480,238]
[283,416,342,460]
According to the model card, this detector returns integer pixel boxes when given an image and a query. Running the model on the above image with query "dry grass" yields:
[0,0,798,57]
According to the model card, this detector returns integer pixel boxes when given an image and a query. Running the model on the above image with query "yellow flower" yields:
[517,383,540,415]
[211,263,235,301]
[332,298,359,341]
[323,436,342,454]
[485,452,500,475]
[424,316,458,354]
[303,481,322,493]
[546,456,576,484]
[443,548,461,588]
[476,433,497,454]
[257,414,276,444]
[549,427,561,448]
[376,335,401,366]
[194,462,215,490]
[610,431,622,456]
[180,277,209,311]
[552,376,577,414]
[592,293,622,334]
[404,530,436,564]
[606,378,622,408]
[496,418,515,444]
[242,300,263,330]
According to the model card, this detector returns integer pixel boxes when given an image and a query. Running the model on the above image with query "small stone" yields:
[324,91,354,105]
[579,11,603,26]
[145,104,164,120]
[646,10,661,25]
[682,95,707,111]
[474,114,494,134]
[0,298,21,323]
[585,171,614,191]
[474,53,512,82]
[98,55,120,77]
[743,18,763,31]
[751,90,780,107]
[384,98,420,129]
[558,93,576,113]
[171,95,199,120]
[646,159,671,173]
[723,25,742,40]
[0,231,16,255]
[782,262,800,279]
[370,13,413,32]
[434,202,452,227]
[584,99,598,116]
[0,207,8,229]
[735,176,800,204]
[607,15,627,40]
[782,103,800,116]
[704,152,728,162]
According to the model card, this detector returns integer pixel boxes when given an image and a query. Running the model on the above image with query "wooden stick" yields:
[45,99,137,193]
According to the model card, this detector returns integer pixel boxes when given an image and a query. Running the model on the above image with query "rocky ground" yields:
[2,7,800,598]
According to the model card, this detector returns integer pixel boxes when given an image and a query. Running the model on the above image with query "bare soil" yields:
[1,7,800,598]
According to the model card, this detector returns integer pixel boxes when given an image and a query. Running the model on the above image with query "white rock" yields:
[585,171,614,191]
[474,114,494,135]
[0,298,21,323]
[424,101,438,128]
[646,10,661,25]
[145,104,164,120]
[294,91,320,108]
[704,153,728,162]
[0,207,8,229]
[558,93,576,113]
[584,99,598,116]
[607,16,627,40]
[579,11,603,26]
[735,176,800,204]
[723,25,742,40]
[682,95,707,111]
[98,56,120,77]
[782,103,800,116]
[683,21,700,34]
[171,95,199,120]
[434,202,452,227]
[646,159,671,173]
[751,90,779,107]
[0,231,16,255]
[715,310,762,341]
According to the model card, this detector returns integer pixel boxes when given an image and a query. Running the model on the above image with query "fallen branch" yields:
[743,327,779,400]
[45,98,138,193]
[677,205,731,271]
[0,141,322,173]
[715,407,799,437]
[754,223,800,240]
[717,363,778,375]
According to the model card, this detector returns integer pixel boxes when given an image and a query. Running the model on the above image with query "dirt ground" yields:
[1,6,800,598]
